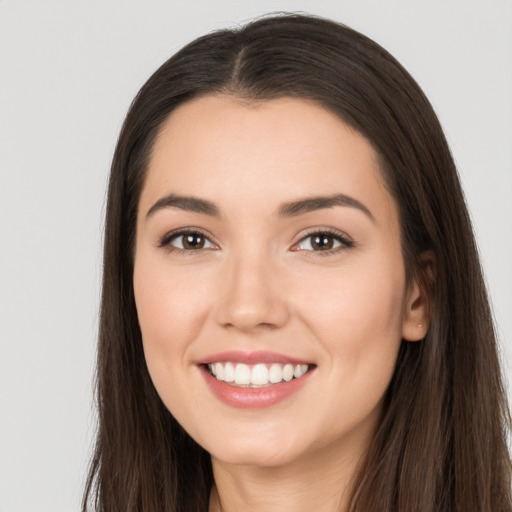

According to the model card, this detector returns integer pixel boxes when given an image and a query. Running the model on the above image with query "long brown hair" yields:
[83,13,511,512]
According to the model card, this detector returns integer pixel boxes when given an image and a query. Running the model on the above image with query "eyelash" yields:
[158,227,354,256]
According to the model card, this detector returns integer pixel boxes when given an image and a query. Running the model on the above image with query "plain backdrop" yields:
[0,1,511,510]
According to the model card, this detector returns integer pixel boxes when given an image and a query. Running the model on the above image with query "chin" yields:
[210,444,298,468]
[203,427,304,468]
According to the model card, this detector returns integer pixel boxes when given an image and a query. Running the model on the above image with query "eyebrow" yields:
[278,193,375,222]
[146,192,374,222]
[146,194,220,218]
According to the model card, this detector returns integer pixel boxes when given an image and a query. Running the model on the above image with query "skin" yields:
[133,95,429,512]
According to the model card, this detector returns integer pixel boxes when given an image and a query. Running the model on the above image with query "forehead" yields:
[140,95,396,223]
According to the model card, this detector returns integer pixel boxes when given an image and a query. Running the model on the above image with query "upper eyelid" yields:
[294,227,353,244]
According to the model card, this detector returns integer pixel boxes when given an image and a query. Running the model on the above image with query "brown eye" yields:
[294,231,352,253]
[298,233,340,251]
[311,234,335,250]
[182,233,205,249]
[167,231,216,250]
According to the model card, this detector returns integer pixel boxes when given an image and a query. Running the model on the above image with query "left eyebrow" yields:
[145,193,221,219]
[278,193,375,222]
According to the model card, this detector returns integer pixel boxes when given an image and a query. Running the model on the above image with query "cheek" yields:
[134,256,212,348]
[133,256,219,420]
[288,259,406,440]
[295,257,406,372]
[132,256,211,404]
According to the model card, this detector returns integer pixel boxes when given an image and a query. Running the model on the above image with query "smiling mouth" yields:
[206,362,312,388]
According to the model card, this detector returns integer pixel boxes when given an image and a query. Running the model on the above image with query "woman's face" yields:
[134,95,426,469]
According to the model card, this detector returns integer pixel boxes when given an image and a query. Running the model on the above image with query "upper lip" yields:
[197,350,313,366]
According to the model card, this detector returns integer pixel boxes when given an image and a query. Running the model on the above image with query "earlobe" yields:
[401,252,435,342]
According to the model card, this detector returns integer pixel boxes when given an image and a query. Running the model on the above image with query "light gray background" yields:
[0,1,511,510]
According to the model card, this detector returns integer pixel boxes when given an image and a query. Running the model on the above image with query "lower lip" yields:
[200,366,313,409]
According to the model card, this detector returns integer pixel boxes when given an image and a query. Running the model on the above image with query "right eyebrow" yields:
[145,193,221,218]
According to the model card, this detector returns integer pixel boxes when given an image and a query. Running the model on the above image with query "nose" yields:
[215,252,290,332]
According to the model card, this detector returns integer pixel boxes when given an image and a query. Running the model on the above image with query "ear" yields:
[401,252,435,342]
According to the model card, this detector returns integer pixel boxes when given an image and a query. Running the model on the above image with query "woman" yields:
[82,13,511,512]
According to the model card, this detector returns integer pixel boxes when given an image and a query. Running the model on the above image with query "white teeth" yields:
[251,364,269,385]
[223,362,235,382]
[207,361,311,387]
[282,364,294,382]
[234,363,251,385]
[294,364,308,378]
[214,362,224,381]
[269,363,283,383]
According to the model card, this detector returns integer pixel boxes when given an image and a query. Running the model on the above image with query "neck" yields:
[208,437,367,512]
